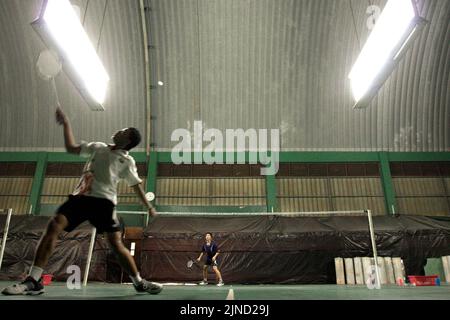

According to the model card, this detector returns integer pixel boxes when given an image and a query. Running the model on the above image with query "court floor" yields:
[0,282,449,300]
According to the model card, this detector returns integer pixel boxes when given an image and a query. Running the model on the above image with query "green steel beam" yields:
[146,151,158,193]
[130,152,147,163]
[157,152,262,163]
[29,152,48,215]
[157,151,404,163]
[278,152,380,162]
[387,152,450,162]
[47,153,84,163]
[379,152,397,215]
[0,152,39,162]
[2,151,449,164]
[157,151,184,163]
[46,152,147,163]
[266,173,278,212]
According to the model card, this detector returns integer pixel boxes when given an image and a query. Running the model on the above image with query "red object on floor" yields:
[42,274,53,286]
[396,278,405,286]
[408,275,438,286]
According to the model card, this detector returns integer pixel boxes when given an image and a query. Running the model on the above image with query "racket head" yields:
[36,49,62,81]
[187,260,194,269]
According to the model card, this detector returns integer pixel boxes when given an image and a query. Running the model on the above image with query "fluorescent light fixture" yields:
[32,0,109,111]
[349,0,426,108]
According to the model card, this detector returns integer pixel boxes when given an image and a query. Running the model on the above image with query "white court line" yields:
[226,288,235,300]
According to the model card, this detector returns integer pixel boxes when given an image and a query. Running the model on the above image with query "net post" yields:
[0,208,13,271]
[366,209,381,289]
[83,227,97,287]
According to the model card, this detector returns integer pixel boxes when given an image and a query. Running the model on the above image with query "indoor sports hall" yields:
[0,0,449,302]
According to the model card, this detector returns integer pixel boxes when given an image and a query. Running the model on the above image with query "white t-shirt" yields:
[72,141,142,205]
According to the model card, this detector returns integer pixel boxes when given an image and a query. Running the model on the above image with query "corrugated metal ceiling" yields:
[0,0,448,152]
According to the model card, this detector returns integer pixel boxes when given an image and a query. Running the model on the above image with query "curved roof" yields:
[0,0,448,151]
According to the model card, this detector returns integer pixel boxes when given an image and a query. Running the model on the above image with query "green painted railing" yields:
[1,151,449,217]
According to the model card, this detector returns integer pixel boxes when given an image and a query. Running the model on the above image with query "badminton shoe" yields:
[2,276,45,296]
[199,280,208,285]
[217,280,224,287]
[133,279,163,294]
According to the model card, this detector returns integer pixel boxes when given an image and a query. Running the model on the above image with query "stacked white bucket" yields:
[335,256,450,285]
[442,256,450,283]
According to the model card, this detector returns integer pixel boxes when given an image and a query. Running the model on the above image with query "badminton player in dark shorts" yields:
[2,107,162,296]
[196,232,224,286]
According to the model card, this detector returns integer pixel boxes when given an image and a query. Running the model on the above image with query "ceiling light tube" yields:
[32,0,110,111]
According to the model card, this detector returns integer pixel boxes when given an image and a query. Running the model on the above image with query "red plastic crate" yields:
[408,275,438,286]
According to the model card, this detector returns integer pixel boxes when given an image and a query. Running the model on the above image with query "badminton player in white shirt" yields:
[2,107,162,295]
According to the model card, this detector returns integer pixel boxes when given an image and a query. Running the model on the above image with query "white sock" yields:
[130,273,143,286]
[29,266,44,281]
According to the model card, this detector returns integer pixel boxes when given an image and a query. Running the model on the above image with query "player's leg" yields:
[34,214,69,268]
[106,231,162,294]
[93,196,163,295]
[199,265,209,285]
[2,214,70,295]
[106,231,139,276]
[213,265,224,286]
[88,198,141,280]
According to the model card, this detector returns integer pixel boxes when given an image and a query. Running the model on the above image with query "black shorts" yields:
[57,195,120,233]
[205,259,219,267]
